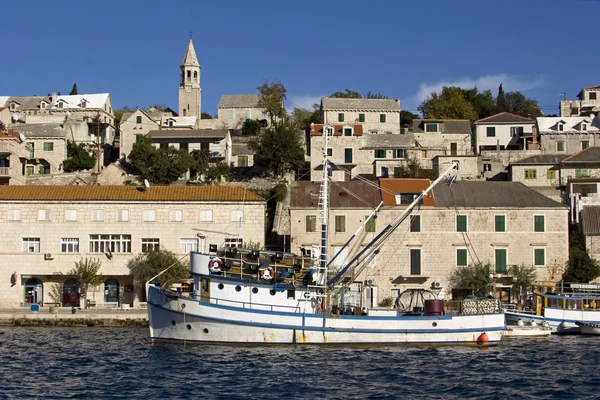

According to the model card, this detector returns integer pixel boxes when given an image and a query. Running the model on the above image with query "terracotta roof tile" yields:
[0,185,264,202]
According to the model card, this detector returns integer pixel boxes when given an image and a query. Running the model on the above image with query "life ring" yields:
[303,292,311,299]
[209,257,223,274]
[259,267,274,281]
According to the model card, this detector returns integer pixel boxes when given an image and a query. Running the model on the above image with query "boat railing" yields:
[445,298,502,315]
[205,295,303,314]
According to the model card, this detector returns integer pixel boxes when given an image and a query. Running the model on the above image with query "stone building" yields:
[0,185,265,308]
[473,112,536,155]
[217,94,270,130]
[179,39,202,118]
[320,98,401,134]
[290,180,569,304]
[537,116,600,155]
[411,119,472,168]
[560,85,600,117]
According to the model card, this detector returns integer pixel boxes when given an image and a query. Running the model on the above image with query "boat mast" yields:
[316,131,330,285]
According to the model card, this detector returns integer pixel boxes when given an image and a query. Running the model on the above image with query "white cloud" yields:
[287,94,324,110]
[413,74,545,105]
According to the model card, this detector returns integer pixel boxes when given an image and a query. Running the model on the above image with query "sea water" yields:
[0,327,597,399]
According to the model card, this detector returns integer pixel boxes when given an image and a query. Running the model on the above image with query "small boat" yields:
[503,320,552,338]
[147,135,505,346]
[576,321,600,335]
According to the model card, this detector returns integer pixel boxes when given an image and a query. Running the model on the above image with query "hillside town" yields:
[1,38,599,311]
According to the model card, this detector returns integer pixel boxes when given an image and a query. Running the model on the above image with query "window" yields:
[582,123,587,131]
[65,209,77,221]
[41,102,46,109]
[170,209,183,222]
[245,109,251,119]
[524,169,537,179]
[91,209,104,222]
[344,127,352,136]
[576,169,590,178]
[327,149,332,157]
[180,238,198,253]
[379,114,386,123]
[365,215,376,233]
[43,142,54,151]
[231,210,244,222]
[486,127,496,137]
[410,249,421,275]
[557,123,564,131]
[425,123,438,133]
[590,92,597,100]
[495,248,507,274]
[200,209,213,222]
[359,113,365,122]
[494,215,505,232]
[483,163,492,172]
[571,108,579,115]
[510,127,524,137]
[374,149,386,158]
[534,215,545,232]
[8,209,21,221]
[395,193,420,205]
[142,238,160,253]
[456,215,467,232]
[338,113,344,122]
[410,215,421,232]
[23,238,40,253]
[38,209,51,221]
[457,248,468,267]
[581,141,590,150]
[344,148,353,163]
[89,234,131,253]
[547,170,556,180]
[534,248,545,266]
[135,134,143,143]
[227,110,234,119]
[306,215,317,232]
[136,116,142,124]
[143,210,156,222]
[421,150,427,159]
[335,215,346,233]
[58,102,63,109]
[392,149,406,159]
[61,238,79,253]
[556,141,565,152]
[324,127,333,136]
[117,209,129,222]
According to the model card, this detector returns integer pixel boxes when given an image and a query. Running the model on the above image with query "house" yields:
[508,154,566,202]
[474,112,536,154]
[119,108,160,159]
[320,98,401,134]
[562,147,600,223]
[411,119,473,168]
[10,124,67,177]
[217,94,269,130]
[0,129,28,185]
[560,85,600,117]
[581,206,600,266]
[537,116,600,155]
[290,179,569,304]
[0,185,265,308]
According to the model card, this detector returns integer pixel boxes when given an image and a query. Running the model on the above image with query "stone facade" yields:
[119,109,160,159]
[537,116,600,155]
[178,39,202,119]
[474,113,536,154]
[560,85,600,117]
[0,186,265,308]
[320,98,401,134]
[432,156,480,180]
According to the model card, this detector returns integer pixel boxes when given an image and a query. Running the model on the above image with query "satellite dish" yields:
[18,133,25,142]
[144,179,150,188]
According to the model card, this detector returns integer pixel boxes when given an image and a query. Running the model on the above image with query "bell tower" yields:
[178,38,202,118]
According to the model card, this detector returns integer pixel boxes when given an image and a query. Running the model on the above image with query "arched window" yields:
[193,71,198,82]
[187,70,191,80]
[63,278,80,307]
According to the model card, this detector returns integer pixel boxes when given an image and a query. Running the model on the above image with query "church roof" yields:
[218,94,261,108]
[181,39,200,67]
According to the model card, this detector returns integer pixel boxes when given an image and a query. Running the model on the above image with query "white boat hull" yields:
[148,286,505,346]
[506,307,600,334]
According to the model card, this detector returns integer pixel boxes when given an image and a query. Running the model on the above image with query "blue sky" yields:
[3,0,598,117]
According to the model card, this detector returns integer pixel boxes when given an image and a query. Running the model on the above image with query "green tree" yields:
[400,110,419,127]
[204,161,230,184]
[248,120,305,177]
[461,88,497,120]
[449,262,495,297]
[63,141,96,172]
[69,82,78,95]
[418,86,479,121]
[393,157,437,179]
[503,91,544,118]
[127,248,190,287]
[67,258,103,308]
[364,91,388,99]
[564,229,600,283]
[331,88,362,98]
[241,119,263,136]
[201,112,213,119]
[290,106,321,131]
[129,136,193,184]
[497,83,507,112]
[509,264,537,302]
[257,79,287,125]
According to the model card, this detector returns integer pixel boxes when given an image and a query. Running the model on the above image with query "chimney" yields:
[529,124,540,150]
[51,92,57,104]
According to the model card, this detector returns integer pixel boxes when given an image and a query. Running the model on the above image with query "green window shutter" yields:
[338,113,344,122]
[410,249,421,275]
[359,113,365,122]
[344,128,352,136]
[487,127,496,137]
[335,215,345,232]
[365,216,376,233]
[306,215,316,232]
[547,170,556,179]
[495,249,507,274]
[426,123,437,132]
[380,114,386,123]
[344,148,353,163]
[535,248,545,266]
[410,215,421,232]
[457,249,468,266]
[495,215,505,232]
[136,134,143,143]
[457,215,467,232]
[375,150,386,158]
[534,215,545,232]
[327,148,332,157]
[136,116,142,123]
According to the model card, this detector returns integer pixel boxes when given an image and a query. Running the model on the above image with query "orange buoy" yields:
[477,332,489,345]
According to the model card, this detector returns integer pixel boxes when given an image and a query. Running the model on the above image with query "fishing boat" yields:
[575,321,600,335]
[505,284,600,334]
[146,135,505,346]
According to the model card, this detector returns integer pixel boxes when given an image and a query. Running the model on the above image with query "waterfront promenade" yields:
[0,306,148,326]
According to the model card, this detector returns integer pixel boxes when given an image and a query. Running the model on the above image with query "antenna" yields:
[144,179,150,188]
[18,133,25,142]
